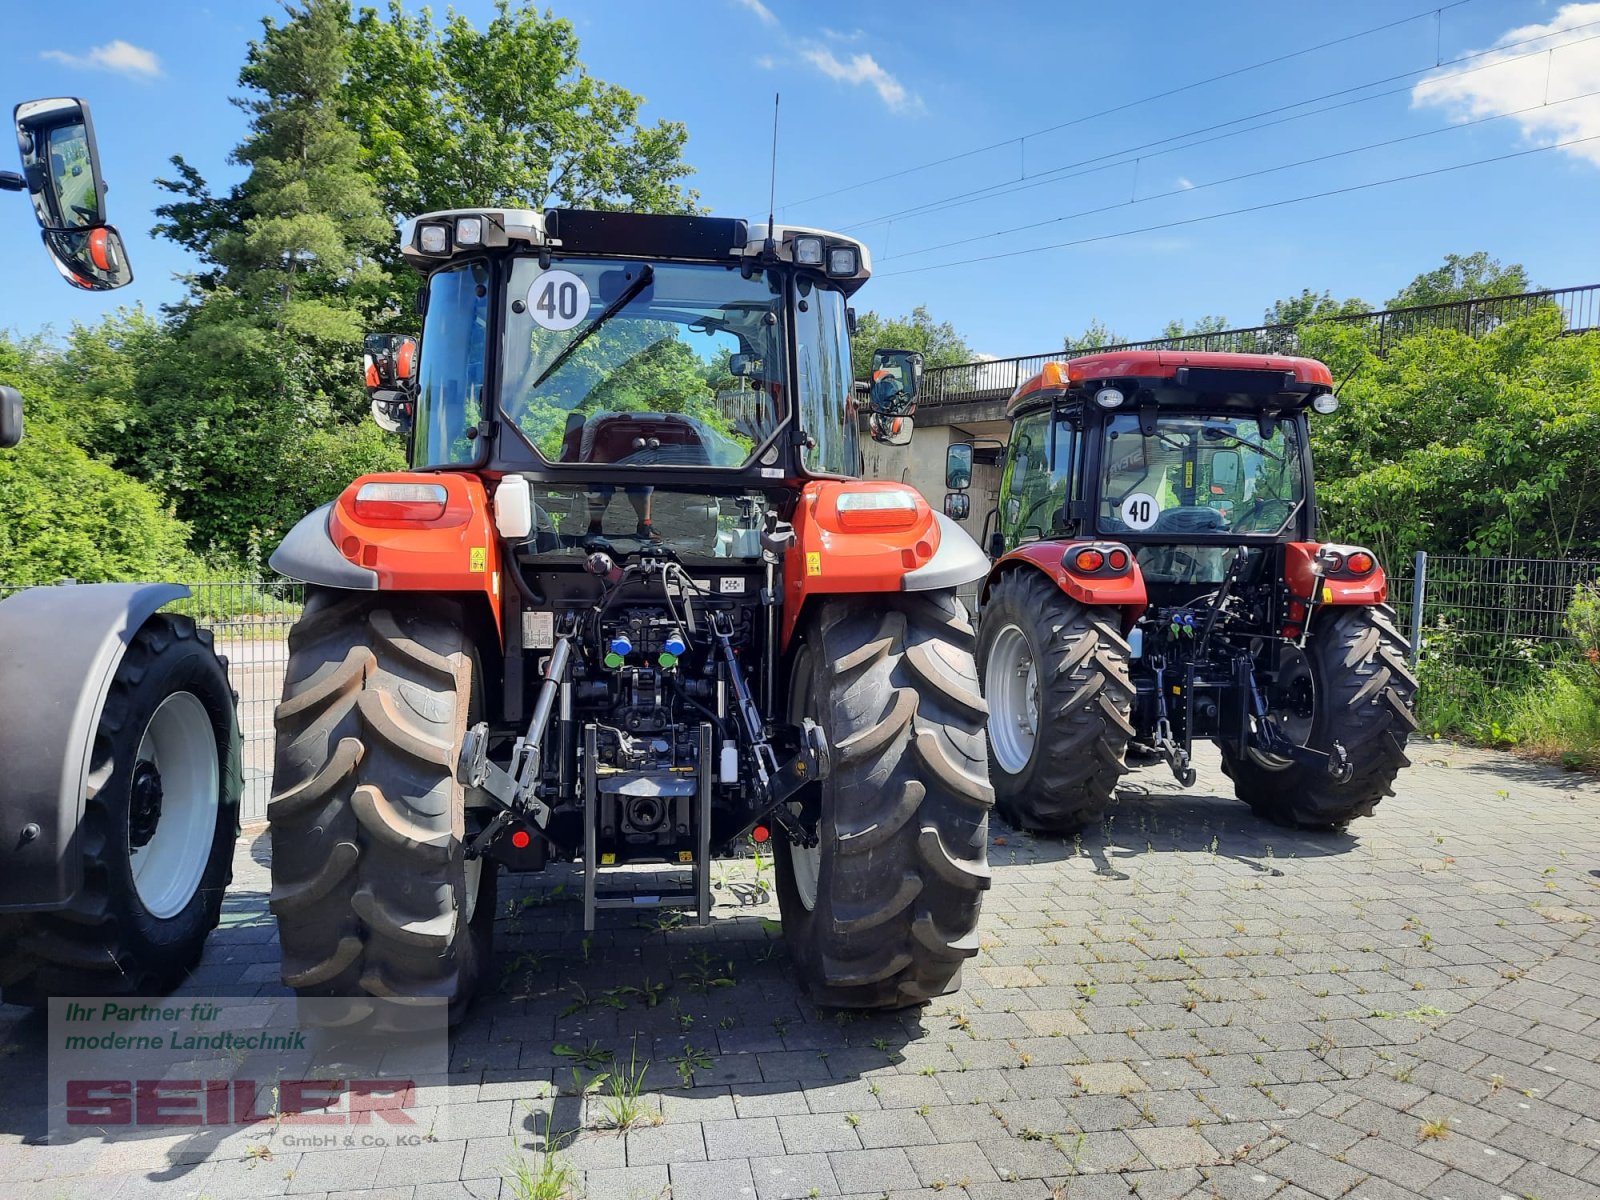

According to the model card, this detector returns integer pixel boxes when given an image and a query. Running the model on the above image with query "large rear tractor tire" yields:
[0,615,240,1005]
[775,592,993,1009]
[268,591,495,1026]
[1222,604,1418,827]
[976,569,1134,834]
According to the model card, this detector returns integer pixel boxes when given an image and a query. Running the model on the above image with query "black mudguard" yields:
[0,583,186,911]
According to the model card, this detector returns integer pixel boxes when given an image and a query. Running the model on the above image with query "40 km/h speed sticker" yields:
[1120,492,1161,531]
[527,270,591,331]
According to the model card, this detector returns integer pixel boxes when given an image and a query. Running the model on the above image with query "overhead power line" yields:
[877,134,1600,279]
[841,20,1600,234]
[882,86,1600,263]
[783,0,1473,209]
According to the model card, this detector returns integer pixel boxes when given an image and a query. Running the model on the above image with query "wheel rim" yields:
[986,624,1039,774]
[1248,645,1317,771]
[790,813,821,911]
[788,645,822,913]
[463,856,482,924]
[129,691,219,919]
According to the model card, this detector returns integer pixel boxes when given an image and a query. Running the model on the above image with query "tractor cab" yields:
[951,350,1416,834]
[980,351,1336,604]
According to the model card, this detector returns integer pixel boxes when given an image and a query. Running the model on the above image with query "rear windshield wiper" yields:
[529,265,655,393]
[1201,426,1284,463]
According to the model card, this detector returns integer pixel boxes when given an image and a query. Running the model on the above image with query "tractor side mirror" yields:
[14,97,108,231]
[943,492,971,520]
[868,412,913,446]
[945,442,973,490]
[988,529,1005,558]
[40,225,132,290]
[0,386,23,449]
[364,332,417,434]
[868,347,923,417]
[729,352,761,378]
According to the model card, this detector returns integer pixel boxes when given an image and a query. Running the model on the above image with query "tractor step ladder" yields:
[581,723,713,931]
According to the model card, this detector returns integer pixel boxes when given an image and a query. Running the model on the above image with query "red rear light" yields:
[1346,551,1375,575]
[353,481,449,521]
[1108,549,1129,571]
[511,830,531,849]
[751,825,770,844]
[1074,549,1105,572]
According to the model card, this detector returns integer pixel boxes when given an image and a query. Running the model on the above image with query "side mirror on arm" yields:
[364,332,418,434]
[943,492,971,520]
[14,97,108,231]
[865,347,923,444]
[0,385,23,449]
[945,442,973,490]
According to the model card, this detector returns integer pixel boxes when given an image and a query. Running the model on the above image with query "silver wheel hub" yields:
[130,692,219,919]
[986,625,1039,774]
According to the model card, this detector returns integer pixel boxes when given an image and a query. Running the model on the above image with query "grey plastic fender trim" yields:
[269,501,378,590]
[0,582,189,911]
[902,512,991,592]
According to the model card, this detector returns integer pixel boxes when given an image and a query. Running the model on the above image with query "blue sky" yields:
[2,0,1598,359]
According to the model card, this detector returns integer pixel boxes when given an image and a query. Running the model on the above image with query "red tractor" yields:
[946,351,1417,832]
[267,209,993,1019]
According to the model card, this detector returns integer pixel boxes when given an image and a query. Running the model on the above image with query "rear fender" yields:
[270,471,504,642]
[781,481,988,648]
[982,542,1148,631]
[0,583,187,911]
[1284,542,1388,604]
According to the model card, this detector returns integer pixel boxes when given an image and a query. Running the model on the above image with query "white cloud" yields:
[729,0,918,113]
[732,0,778,26]
[41,39,162,79]
[1412,2,1600,167]
[800,44,918,113]
[1176,176,1195,190]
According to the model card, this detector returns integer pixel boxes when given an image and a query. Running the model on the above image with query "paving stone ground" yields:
[3,740,1598,1199]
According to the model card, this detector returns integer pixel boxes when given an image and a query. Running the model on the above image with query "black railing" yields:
[923,282,1600,406]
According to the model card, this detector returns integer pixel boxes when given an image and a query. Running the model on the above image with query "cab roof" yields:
[1006,349,1335,417]
[397,207,873,293]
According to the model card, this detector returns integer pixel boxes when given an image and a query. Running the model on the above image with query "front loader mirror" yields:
[42,225,132,290]
[945,442,973,490]
[0,386,23,449]
[868,412,913,446]
[14,97,107,231]
[943,492,971,520]
[868,348,923,417]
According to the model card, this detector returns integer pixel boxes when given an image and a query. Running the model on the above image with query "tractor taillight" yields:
[353,481,449,521]
[1074,549,1105,572]
[835,489,919,531]
[1108,549,1130,571]
[1346,551,1375,575]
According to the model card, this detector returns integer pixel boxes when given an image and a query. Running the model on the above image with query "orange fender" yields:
[782,481,949,648]
[984,541,1148,631]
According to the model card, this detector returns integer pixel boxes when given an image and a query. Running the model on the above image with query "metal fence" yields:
[5,556,1596,823]
[923,282,1600,406]
[1396,553,1600,685]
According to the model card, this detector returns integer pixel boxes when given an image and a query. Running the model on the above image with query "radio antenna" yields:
[764,93,780,256]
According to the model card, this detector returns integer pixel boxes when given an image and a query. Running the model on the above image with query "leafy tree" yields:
[1311,311,1600,563]
[1262,288,1368,326]
[0,338,193,584]
[1063,319,1125,352]
[1159,314,1231,340]
[851,305,971,381]
[1386,252,1532,309]
[345,1,698,221]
